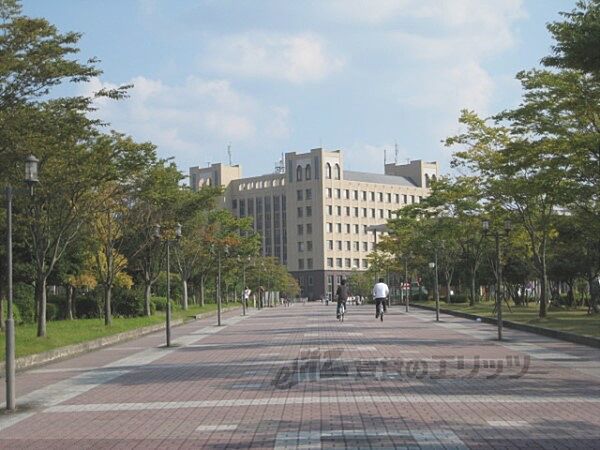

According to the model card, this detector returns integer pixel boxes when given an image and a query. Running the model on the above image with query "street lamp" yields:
[5,154,39,411]
[211,243,229,326]
[482,218,512,341]
[428,250,440,322]
[154,222,182,347]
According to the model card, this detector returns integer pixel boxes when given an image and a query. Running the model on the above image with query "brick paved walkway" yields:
[1,304,600,449]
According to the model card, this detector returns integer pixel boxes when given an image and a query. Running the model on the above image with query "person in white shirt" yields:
[243,287,251,307]
[372,278,389,319]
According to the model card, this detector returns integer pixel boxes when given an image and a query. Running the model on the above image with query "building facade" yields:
[190,148,438,300]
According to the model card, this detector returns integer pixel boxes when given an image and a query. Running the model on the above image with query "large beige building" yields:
[190,148,438,300]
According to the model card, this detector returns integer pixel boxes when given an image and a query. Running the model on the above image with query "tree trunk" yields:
[446,280,451,304]
[469,271,477,307]
[182,279,189,310]
[200,276,205,307]
[36,275,48,337]
[104,285,112,326]
[66,284,74,320]
[144,283,152,316]
[539,270,548,318]
[0,285,5,331]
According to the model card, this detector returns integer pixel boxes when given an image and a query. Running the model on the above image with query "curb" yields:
[1,306,244,375]
[411,303,600,349]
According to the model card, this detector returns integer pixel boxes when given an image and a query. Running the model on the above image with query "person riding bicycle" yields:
[336,279,350,319]
[373,277,389,319]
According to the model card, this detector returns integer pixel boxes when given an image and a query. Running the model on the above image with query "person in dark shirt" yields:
[336,279,350,319]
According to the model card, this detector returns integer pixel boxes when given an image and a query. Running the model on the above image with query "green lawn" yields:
[0,302,239,361]
[412,300,600,338]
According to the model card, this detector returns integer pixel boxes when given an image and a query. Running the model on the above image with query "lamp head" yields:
[153,224,161,240]
[25,154,40,185]
[175,223,182,239]
[428,262,435,269]
[482,219,490,234]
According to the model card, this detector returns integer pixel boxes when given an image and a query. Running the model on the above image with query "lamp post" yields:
[5,155,39,412]
[482,218,512,341]
[404,254,411,313]
[154,223,182,347]
[429,246,440,322]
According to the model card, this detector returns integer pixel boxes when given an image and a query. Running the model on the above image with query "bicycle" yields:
[377,300,385,322]
[337,302,345,322]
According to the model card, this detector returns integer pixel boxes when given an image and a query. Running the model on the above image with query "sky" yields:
[24,0,573,178]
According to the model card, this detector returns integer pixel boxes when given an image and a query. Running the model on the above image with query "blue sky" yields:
[24,0,572,177]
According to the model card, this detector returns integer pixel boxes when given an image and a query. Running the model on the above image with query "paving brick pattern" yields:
[1,304,600,449]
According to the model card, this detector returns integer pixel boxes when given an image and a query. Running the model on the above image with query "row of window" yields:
[296,189,312,201]
[237,178,285,191]
[297,241,313,252]
[297,206,312,218]
[326,258,369,269]
[327,205,396,219]
[326,240,375,252]
[326,223,383,235]
[298,258,314,270]
[297,224,313,235]
[295,162,342,183]
[326,188,420,204]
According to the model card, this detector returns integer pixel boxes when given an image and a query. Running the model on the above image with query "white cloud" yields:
[203,32,345,83]
[80,76,290,170]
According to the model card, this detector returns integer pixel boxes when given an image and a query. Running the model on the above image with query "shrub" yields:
[47,294,68,320]
[1,300,22,324]
[45,302,59,321]
[112,287,145,318]
[75,290,102,319]
[450,294,469,304]
[151,296,177,312]
[14,283,35,324]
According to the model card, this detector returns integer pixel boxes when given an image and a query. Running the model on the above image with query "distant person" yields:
[373,277,389,319]
[243,287,251,307]
[336,279,350,319]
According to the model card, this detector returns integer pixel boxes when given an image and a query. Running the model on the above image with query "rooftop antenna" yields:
[227,143,232,165]
[395,142,399,164]
[274,154,285,174]
[205,161,211,167]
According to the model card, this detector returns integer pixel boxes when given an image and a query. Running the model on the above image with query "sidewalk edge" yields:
[411,304,600,349]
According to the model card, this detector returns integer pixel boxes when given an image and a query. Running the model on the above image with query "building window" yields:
[388,210,393,218]
[353,224,359,234]
[379,209,384,218]
[345,206,350,216]
[336,258,342,268]
[327,240,333,250]
[371,208,376,218]
[345,223,351,233]
[354,207,359,217]
[327,258,333,268]
[345,258,351,268]
[297,190,303,201]
[387,193,392,203]
[307,223,312,234]
[363,208,367,217]
[334,164,340,180]
[379,192,384,202]
[296,165,303,181]
[307,241,313,251]
[363,242,368,251]
[327,222,333,232]
[362,259,369,268]
[326,188,332,198]
[362,191,367,200]
[411,195,416,203]
[354,190,359,200]
[336,223,342,233]
[306,206,312,217]
[345,241,351,251]
[370,192,375,201]
[326,163,332,179]
[298,224,303,235]
[232,199,238,209]
[425,173,430,187]
[336,240,342,250]
[306,189,312,200]
[344,189,350,199]
[298,242,304,252]
[395,194,400,203]
[298,259,304,269]
[328,205,333,215]
[297,207,303,218]
[335,189,341,199]
[307,259,313,270]
[337,206,342,216]
[305,164,312,180]
[403,194,408,204]
[353,258,360,268]
[354,241,359,251]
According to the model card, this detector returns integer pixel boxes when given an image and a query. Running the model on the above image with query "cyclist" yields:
[336,278,350,319]
[373,277,389,320]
